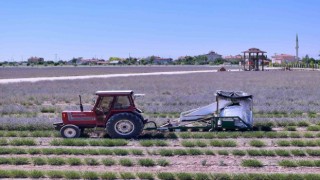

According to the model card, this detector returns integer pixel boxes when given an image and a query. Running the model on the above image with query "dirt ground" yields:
[1,134,320,174]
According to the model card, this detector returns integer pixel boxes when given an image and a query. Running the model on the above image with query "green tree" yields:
[183,56,195,65]
[58,60,66,65]
[46,61,54,65]
[109,57,122,61]
[123,57,137,65]
[71,58,78,64]
[302,55,310,64]
[309,58,316,64]
[149,56,156,64]
[213,58,225,65]
[139,59,148,65]
[310,61,314,69]
[194,55,208,65]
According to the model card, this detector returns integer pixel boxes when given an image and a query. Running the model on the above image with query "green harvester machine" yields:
[145,90,253,132]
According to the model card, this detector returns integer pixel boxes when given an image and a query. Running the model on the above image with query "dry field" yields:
[0,67,320,179]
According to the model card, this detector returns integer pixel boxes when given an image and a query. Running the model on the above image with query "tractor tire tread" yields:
[106,112,144,139]
[60,124,81,138]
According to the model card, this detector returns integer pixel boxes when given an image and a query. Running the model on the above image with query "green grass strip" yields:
[50,138,128,146]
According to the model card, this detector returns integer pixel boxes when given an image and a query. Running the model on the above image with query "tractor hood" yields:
[61,111,96,124]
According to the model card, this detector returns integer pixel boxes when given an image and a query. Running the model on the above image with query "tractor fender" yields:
[132,111,147,123]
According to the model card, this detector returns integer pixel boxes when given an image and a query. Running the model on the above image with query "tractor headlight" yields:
[62,113,67,119]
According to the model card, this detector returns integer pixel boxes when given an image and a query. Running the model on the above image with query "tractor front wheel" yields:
[106,113,144,139]
[60,125,81,138]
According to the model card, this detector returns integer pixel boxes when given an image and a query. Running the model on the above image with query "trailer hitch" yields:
[144,121,158,130]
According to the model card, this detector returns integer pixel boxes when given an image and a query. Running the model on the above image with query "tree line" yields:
[0,54,319,66]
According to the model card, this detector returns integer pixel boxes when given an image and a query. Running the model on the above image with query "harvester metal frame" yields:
[144,116,252,132]
[144,90,253,132]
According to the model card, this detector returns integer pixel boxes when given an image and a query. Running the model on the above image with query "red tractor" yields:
[54,90,147,139]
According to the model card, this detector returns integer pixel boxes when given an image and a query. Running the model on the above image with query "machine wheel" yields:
[106,113,144,139]
[60,125,81,138]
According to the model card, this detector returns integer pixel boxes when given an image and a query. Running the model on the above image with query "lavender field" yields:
[0,70,319,129]
[0,66,222,79]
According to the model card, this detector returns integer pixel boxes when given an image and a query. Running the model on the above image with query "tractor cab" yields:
[54,90,146,139]
[93,91,139,125]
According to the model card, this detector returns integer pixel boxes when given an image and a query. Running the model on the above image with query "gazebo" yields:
[242,48,267,71]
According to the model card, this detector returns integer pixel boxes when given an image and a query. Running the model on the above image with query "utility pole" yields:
[129,53,131,64]
[55,54,58,62]
[295,34,299,61]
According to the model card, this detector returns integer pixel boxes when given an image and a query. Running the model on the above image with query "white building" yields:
[271,54,296,64]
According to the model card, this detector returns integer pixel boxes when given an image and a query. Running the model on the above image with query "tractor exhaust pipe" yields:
[79,95,83,112]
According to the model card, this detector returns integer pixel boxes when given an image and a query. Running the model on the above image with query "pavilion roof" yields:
[242,48,266,53]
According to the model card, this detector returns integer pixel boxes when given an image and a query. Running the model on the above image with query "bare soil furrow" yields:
[1,154,320,166]
[1,164,320,174]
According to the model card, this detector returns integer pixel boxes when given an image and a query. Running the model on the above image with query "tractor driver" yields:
[114,96,131,109]
[97,96,114,114]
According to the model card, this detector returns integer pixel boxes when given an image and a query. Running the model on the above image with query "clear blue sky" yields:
[0,0,319,61]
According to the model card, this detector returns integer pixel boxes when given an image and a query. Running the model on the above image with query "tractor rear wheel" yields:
[106,113,144,139]
[60,125,81,138]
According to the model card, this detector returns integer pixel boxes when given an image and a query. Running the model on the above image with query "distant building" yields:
[271,54,296,64]
[153,57,173,65]
[27,56,44,63]
[108,60,121,65]
[96,60,108,65]
[205,51,222,62]
[67,57,83,65]
[80,58,105,65]
[67,57,106,65]
[224,55,242,63]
